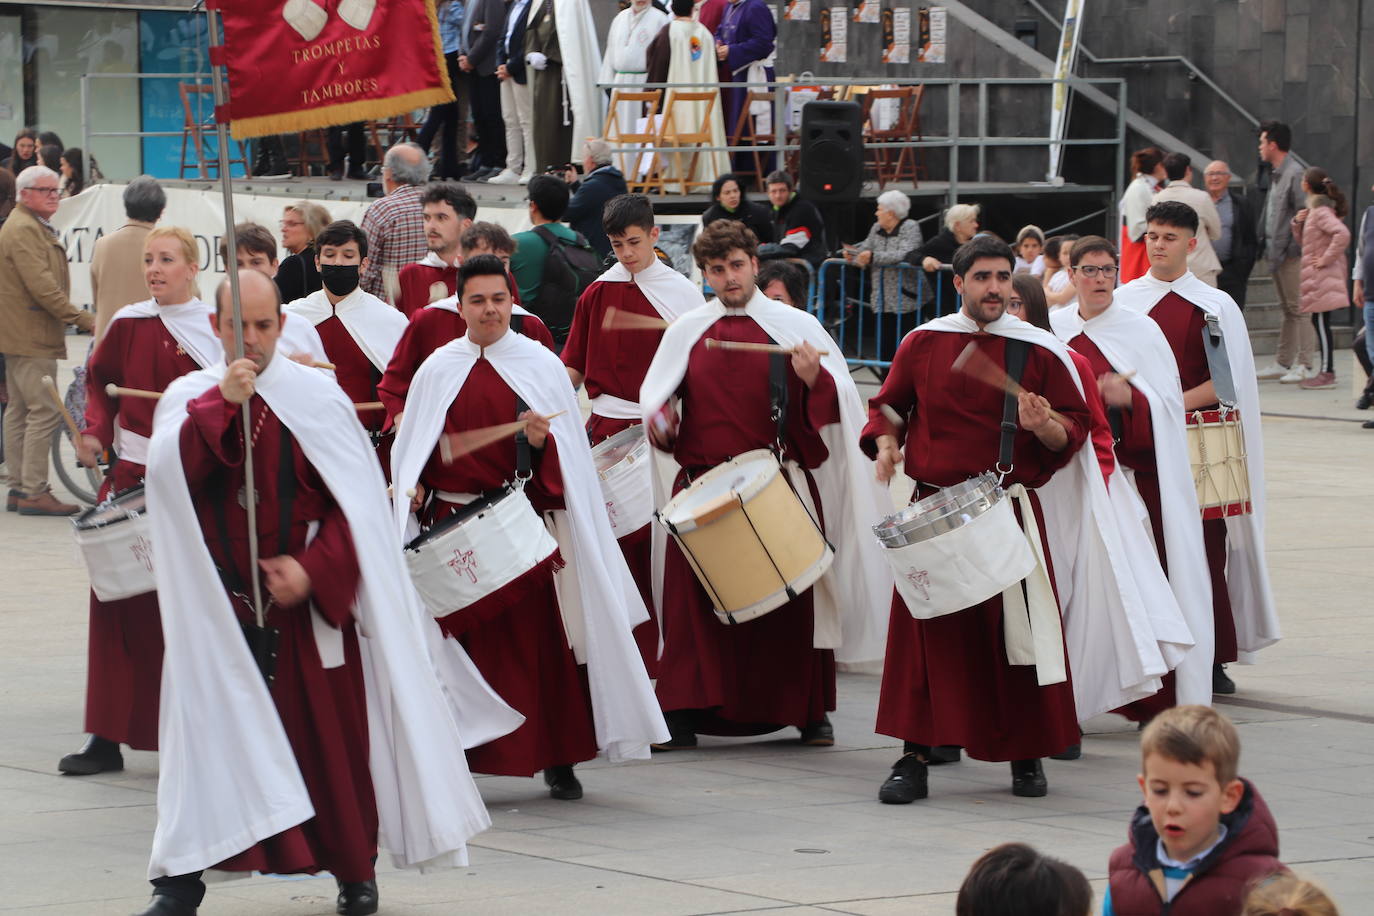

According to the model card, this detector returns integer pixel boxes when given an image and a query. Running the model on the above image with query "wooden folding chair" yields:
[658,90,720,195]
[604,89,664,194]
[731,90,776,191]
[860,87,921,188]
[367,112,422,167]
[294,129,329,177]
[178,83,248,179]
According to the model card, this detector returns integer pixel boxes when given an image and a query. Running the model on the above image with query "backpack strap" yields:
[531,224,560,288]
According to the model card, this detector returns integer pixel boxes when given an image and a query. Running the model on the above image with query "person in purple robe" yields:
[715,0,775,173]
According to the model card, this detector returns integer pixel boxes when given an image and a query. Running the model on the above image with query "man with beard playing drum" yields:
[640,220,892,751]
[862,235,1092,803]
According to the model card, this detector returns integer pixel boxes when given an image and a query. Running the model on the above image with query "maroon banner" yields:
[210,0,452,138]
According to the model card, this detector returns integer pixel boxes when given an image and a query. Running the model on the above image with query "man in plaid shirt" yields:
[361,142,432,302]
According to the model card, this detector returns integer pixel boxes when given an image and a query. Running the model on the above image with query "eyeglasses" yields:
[1072,265,1117,278]
[24,186,60,196]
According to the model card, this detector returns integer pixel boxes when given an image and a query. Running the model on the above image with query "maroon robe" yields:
[377,307,555,424]
[313,313,388,436]
[1145,291,1238,664]
[418,358,598,777]
[561,278,669,674]
[1072,332,1176,721]
[861,330,1089,761]
[179,388,377,882]
[654,315,840,733]
[79,315,200,750]
[396,261,455,318]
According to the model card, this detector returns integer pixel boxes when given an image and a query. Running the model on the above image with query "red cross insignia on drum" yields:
[905,569,930,601]
[130,536,154,574]
[448,548,479,584]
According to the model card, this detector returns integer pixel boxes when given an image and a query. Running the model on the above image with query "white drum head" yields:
[592,426,647,475]
[664,451,777,526]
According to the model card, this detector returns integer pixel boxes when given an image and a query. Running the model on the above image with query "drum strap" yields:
[999,340,1029,471]
[1200,314,1239,406]
[514,393,532,478]
[768,351,788,452]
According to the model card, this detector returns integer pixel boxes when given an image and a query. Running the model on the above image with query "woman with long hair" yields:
[701,172,774,242]
[1119,146,1166,283]
[275,200,332,303]
[1291,167,1350,390]
[59,148,85,197]
[2,128,38,175]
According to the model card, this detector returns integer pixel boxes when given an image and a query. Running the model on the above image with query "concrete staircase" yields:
[1241,264,1357,361]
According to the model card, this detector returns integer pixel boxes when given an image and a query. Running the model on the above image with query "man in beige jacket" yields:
[0,166,96,516]
[1153,152,1223,287]
[91,176,165,340]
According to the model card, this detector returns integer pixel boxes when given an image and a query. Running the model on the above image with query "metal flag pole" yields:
[204,3,270,665]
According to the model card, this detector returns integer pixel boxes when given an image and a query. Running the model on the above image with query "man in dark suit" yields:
[1204,159,1259,308]
[460,0,509,181]
[563,138,628,257]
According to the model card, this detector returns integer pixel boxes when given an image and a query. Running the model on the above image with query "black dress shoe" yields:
[1049,743,1082,761]
[1010,758,1048,797]
[1364,419,1374,429]
[59,735,123,775]
[1213,663,1237,695]
[651,710,698,751]
[879,752,928,804]
[336,878,379,916]
[798,714,834,746]
[927,745,962,765]
[131,896,197,915]
[543,765,583,800]
[1356,391,1373,410]
[329,168,344,181]
[345,168,370,181]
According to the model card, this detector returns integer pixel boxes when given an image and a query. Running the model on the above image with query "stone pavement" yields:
[1,359,1371,915]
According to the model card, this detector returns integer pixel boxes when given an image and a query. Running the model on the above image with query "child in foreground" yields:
[1105,706,1285,914]
[1243,873,1340,916]
[957,842,1091,916]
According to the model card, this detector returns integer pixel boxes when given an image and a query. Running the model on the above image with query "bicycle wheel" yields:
[52,427,101,506]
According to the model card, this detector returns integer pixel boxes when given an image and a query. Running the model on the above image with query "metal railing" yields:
[80,72,212,184]
[810,260,954,370]
[598,76,1128,204]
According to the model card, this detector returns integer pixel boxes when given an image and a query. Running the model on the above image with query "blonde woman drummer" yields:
[58,226,219,776]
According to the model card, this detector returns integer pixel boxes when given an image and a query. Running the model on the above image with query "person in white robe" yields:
[599,0,670,174]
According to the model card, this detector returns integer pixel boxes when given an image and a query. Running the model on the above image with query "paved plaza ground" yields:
[1,356,1371,915]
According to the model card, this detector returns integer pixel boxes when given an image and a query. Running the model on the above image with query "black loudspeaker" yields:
[798,100,864,202]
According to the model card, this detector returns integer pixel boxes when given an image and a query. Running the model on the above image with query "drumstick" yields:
[353,401,384,411]
[704,339,831,357]
[105,383,162,400]
[41,375,83,439]
[438,410,568,464]
[602,306,670,332]
[951,341,1069,425]
[313,360,336,370]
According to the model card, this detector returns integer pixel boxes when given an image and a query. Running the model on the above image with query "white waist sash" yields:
[114,425,151,466]
[589,393,641,420]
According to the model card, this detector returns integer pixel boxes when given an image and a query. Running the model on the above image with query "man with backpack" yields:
[511,175,601,348]
[561,193,705,675]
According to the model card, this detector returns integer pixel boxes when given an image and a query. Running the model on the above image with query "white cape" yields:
[277,311,332,373]
[664,19,730,183]
[556,0,606,163]
[1051,302,1209,704]
[1115,271,1281,660]
[145,354,514,879]
[285,287,408,373]
[638,288,893,665]
[108,298,220,367]
[390,329,670,761]
[593,257,704,324]
[920,312,1174,719]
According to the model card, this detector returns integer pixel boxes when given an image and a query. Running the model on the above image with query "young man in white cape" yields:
[561,193,705,673]
[394,182,476,318]
[134,270,513,916]
[1050,234,1212,718]
[390,254,668,802]
[284,219,407,456]
[862,235,1185,805]
[1114,200,1281,694]
[638,219,892,751]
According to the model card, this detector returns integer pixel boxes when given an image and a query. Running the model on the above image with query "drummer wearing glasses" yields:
[861,235,1092,805]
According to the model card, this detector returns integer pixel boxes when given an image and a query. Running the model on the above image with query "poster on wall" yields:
[820,7,848,62]
[882,7,910,63]
[784,0,811,20]
[853,0,880,23]
[916,6,946,63]
[1047,0,1085,180]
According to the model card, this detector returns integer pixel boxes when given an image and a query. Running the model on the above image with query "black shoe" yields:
[1364,419,1374,429]
[132,896,198,915]
[335,878,379,916]
[6,488,20,512]
[59,735,123,775]
[543,765,583,800]
[1356,392,1374,410]
[651,710,698,751]
[878,752,928,804]
[1010,758,1048,797]
[329,168,344,182]
[927,745,962,765]
[1213,663,1236,695]
[345,168,369,181]
[799,714,834,746]
[1049,743,1082,761]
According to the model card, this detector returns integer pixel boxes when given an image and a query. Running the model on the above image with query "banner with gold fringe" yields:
[208,0,453,139]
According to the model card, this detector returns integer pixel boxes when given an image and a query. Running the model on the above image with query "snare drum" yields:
[73,486,156,601]
[590,425,653,538]
[872,473,1037,619]
[1186,407,1252,519]
[657,449,833,625]
[404,485,559,618]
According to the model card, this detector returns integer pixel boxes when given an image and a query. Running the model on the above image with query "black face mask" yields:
[320,263,360,296]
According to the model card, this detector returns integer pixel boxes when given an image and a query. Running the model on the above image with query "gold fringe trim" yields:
[230,87,454,139]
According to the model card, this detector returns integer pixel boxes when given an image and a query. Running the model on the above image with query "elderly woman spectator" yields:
[904,201,979,312]
[849,189,923,309]
[274,200,331,303]
[702,172,774,243]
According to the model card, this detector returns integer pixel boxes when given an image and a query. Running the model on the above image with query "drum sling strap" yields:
[209,413,296,682]
[1200,313,1239,406]
[999,340,1028,470]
